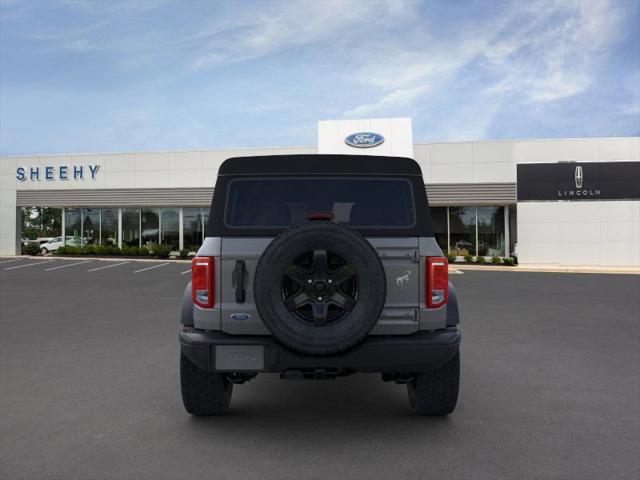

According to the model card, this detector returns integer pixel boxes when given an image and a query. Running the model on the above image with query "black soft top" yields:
[218,154,423,176]
[208,154,434,237]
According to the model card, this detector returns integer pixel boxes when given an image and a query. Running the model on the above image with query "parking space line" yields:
[5,260,56,270]
[0,258,24,265]
[133,262,170,274]
[88,261,129,272]
[180,269,191,275]
[45,260,92,271]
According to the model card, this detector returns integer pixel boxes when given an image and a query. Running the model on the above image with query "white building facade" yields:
[1,118,638,267]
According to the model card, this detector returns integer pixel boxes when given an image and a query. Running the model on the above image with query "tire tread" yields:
[180,352,232,416]
[408,351,459,416]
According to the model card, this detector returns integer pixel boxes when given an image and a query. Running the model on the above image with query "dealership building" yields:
[1,118,638,267]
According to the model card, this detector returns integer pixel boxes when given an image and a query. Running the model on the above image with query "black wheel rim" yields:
[282,249,357,326]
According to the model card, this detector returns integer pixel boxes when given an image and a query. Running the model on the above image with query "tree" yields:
[21,207,62,239]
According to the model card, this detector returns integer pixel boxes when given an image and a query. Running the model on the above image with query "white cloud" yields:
[482,0,622,103]
[344,85,429,118]
[188,1,413,71]
[342,0,626,134]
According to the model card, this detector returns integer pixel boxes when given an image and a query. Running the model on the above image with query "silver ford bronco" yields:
[180,155,460,416]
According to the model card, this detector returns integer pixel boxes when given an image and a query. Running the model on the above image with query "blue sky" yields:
[1,0,639,155]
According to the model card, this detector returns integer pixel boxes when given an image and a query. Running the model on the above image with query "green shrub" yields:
[153,244,171,259]
[179,249,189,259]
[22,243,41,256]
[491,255,501,264]
[63,246,79,255]
[446,252,457,263]
[139,246,151,257]
[83,245,96,255]
[477,256,486,264]
[503,257,515,266]
[56,246,66,255]
[464,253,474,264]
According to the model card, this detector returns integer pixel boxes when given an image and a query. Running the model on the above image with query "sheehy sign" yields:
[517,162,640,201]
[16,164,100,182]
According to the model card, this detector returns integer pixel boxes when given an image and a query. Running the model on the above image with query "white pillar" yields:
[80,208,84,247]
[117,208,122,249]
[178,208,184,251]
[158,208,163,245]
[0,158,18,256]
[138,209,142,248]
[15,207,22,255]
[61,208,66,244]
[504,205,510,257]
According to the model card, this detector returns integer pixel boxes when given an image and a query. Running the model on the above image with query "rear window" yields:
[224,177,416,229]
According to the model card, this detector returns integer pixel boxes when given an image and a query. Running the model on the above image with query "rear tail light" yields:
[192,257,215,308]
[426,257,448,308]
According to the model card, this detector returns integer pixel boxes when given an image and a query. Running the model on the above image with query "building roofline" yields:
[413,136,640,146]
[2,136,638,158]
[0,145,317,159]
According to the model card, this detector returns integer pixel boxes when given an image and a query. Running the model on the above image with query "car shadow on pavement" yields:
[181,373,456,432]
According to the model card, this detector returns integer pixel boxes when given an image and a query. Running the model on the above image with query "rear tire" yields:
[180,352,233,416]
[407,351,459,416]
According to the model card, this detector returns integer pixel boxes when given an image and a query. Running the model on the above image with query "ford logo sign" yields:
[345,132,385,148]
[230,312,251,321]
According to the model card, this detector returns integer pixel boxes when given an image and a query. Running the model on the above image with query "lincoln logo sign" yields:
[517,162,640,202]
[345,132,385,148]
[575,166,583,188]
[16,164,100,182]
[558,164,600,199]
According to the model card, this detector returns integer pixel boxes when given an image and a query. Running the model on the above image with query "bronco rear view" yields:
[179,154,460,416]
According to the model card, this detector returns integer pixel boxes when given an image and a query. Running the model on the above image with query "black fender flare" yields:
[446,281,459,327]
[180,281,194,326]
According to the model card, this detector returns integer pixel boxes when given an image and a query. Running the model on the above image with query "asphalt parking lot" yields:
[0,257,638,480]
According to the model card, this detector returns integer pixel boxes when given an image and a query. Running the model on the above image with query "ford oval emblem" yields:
[230,312,251,321]
[345,132,385,148]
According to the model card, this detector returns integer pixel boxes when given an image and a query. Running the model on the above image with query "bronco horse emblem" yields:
[395,270,412,288]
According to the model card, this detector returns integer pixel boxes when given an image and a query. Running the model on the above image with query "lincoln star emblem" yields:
[395,270,411,288]
[575,166,583,189]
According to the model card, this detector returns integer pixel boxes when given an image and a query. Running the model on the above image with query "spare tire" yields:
[254,221,386,355]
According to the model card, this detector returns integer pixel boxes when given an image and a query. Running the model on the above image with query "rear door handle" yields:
[232,260,246,303]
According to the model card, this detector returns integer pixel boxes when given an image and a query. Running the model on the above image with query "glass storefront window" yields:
[64,208,82,246]
[449,207,476,256]
[101,208,118,246]
[430,207,448,253]
[141,208,159,247]
[202,210,209,236]
[183,208,204,251]
[82,208,100,245]
[55,204,509,257]
[160,208,179,250]
[477,207,504,256]
[122,208,140,247]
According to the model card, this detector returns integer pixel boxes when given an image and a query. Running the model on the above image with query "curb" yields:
[452,264,640,275]
[0,255,192,264]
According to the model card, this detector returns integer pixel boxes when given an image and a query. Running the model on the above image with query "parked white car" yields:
[40,236,81,254]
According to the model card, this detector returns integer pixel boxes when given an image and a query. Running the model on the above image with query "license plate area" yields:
[215,345,265,371]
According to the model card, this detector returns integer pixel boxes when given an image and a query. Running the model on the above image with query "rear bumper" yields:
[180,328,460,373]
